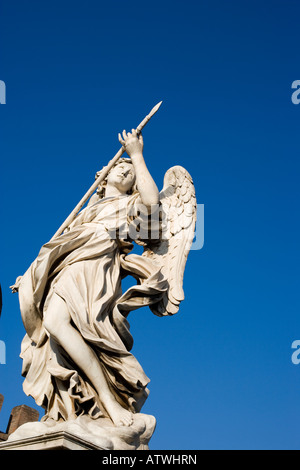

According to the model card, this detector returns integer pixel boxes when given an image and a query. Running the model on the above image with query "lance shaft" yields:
[51,101,162,241]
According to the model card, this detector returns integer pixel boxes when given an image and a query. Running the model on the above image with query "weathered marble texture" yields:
[10,128,196,449]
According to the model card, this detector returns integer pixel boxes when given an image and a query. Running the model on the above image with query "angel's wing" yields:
[142,166,197,316]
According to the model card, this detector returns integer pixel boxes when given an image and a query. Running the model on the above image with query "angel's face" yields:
[107,162,136,194]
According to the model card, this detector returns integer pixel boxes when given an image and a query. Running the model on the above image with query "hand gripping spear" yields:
[10,102,162,294]
[51,101,162,241]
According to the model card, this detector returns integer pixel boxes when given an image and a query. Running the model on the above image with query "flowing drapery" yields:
[19,193,168,421]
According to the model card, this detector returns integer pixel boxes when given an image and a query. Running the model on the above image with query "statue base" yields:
[0,413,156,451]
[0,431,103,450]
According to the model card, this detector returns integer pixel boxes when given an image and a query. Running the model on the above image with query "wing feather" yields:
[143,166,197,316]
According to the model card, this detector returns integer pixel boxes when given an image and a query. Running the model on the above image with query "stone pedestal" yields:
[0,431,104,450]
[0,413,156,451]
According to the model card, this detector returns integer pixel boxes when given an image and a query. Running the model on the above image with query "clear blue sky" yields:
[0,0,300,450]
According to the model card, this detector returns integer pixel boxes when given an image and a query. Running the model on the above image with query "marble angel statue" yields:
[11,126,196,437]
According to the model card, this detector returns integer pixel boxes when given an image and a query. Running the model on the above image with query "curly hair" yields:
[95,158,138,199]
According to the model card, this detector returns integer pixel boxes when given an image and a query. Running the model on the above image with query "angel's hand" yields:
[10,275,23,293]
[118,129,144,158]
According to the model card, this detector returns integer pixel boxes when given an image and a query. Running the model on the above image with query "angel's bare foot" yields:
[104,395,133,427]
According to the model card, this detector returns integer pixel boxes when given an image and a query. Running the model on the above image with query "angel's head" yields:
[96,158,137,198]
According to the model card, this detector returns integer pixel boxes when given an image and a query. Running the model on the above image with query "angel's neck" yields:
[105,184,126,198]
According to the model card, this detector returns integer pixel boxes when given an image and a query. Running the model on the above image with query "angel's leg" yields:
[43,293,133,426]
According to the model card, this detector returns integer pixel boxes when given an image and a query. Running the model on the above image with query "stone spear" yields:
[51,101,163,241]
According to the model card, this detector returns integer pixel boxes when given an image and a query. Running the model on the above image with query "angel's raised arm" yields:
[118,130,159,208]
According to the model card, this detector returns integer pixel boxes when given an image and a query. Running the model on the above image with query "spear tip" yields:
[152,100,163,113]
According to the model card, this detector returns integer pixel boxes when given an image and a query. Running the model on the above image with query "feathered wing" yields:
[142,166,197,316]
